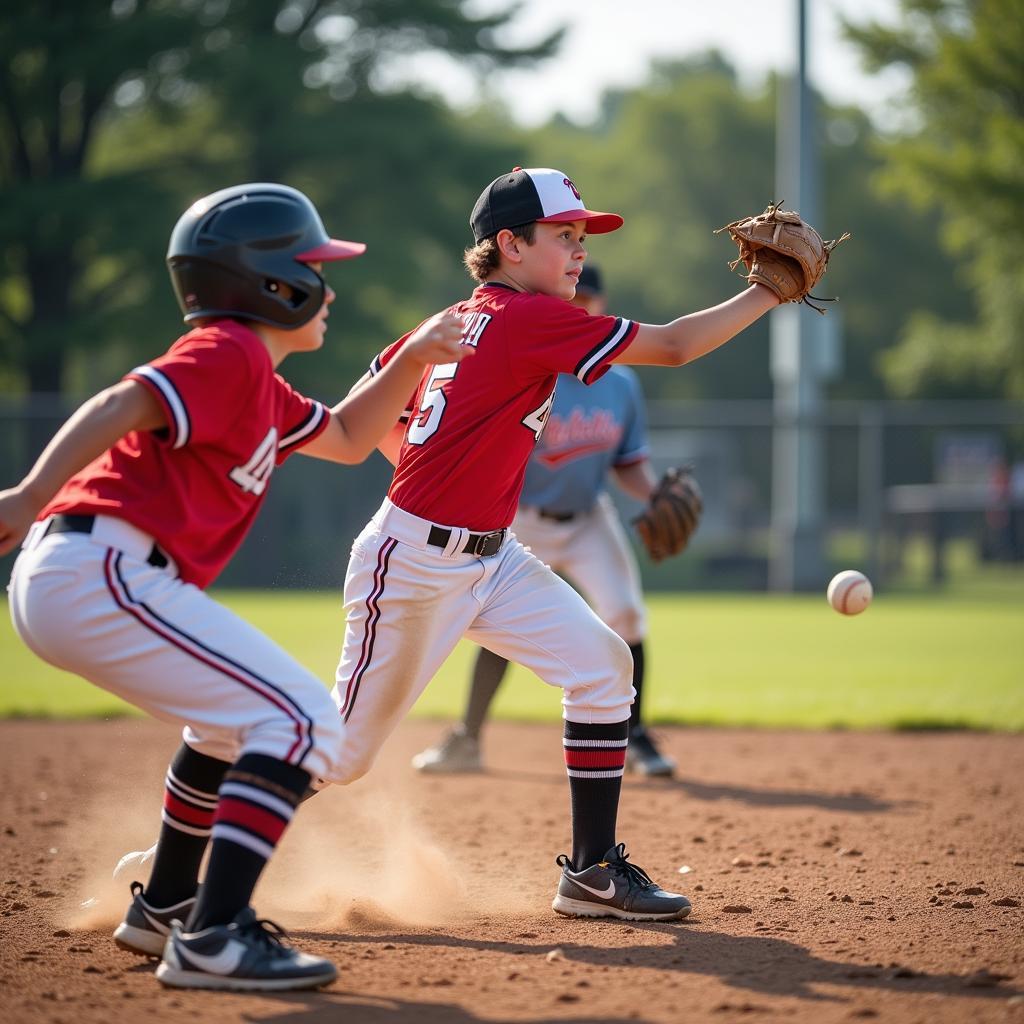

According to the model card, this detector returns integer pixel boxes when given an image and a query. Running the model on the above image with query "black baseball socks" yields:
[187,753,309,931]
[563,719,629,869]
[144,743,229,908]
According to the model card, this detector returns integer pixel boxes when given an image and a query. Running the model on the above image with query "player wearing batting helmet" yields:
[0,182,471,990]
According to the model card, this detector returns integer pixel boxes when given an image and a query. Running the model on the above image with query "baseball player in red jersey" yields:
[0,183,469,990]
[326,167,779,921]
[413,263,679,778]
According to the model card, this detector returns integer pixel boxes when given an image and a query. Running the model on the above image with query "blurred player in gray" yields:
[413,264,677,777]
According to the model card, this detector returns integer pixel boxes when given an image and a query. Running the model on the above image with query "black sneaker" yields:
[113,881,196,957]
[155,907,337,991]
[411,728,482,773]
[552,843,691,921]
[626,727,676,777]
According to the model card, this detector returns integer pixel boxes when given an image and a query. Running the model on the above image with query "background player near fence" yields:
[323,167,794,923]
[0,184,469,991]
[413,263,685,778]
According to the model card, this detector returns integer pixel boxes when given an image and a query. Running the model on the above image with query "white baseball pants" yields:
[8,516,343,781]
[514,493,647,645]
[328,499,634,785]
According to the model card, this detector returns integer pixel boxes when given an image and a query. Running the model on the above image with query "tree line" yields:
[1,0,1019,406]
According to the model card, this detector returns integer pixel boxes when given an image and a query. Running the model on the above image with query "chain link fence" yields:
[3,396,1022,592]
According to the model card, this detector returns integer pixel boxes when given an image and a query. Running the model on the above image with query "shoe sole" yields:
[155,962,337,991]
[551,893,691,921]
[113,922,167,957]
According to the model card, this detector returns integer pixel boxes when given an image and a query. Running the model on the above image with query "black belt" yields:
[43,514,169,569]
[427,524,506,557]
[537,508,577,523]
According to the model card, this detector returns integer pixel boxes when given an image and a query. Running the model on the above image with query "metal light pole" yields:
[769,0,829,591]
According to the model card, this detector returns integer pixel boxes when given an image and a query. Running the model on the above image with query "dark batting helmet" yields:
[166,183,365,328]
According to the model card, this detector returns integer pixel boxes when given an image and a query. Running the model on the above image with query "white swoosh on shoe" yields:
[177,938,247,975]
[570,877,616,899]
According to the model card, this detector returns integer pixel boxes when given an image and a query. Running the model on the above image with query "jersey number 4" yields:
[229,427,277,495]
[522,390,554,441]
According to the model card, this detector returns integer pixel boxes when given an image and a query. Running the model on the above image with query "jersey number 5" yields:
[407,363,458,446]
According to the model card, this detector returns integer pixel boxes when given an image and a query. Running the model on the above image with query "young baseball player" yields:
[325,167,780,922]
[0,183,469,990]
[412,263,680,778]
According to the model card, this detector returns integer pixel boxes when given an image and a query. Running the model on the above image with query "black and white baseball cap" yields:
[470,167,624,243]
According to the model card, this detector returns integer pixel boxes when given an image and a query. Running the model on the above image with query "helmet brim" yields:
[297,238,367,261]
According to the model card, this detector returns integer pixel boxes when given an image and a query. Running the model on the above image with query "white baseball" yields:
[827,570,873,615]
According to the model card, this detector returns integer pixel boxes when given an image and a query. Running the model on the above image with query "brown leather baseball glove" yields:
[716,201,850,313]
[633,467,703,563]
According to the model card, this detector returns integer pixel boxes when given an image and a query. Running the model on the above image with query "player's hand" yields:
[0,486,40,556]
[404,311,476,367]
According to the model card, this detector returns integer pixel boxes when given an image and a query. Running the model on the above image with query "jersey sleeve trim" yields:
[279,401,328,453]
[369,355,383,376]
[127,365,190,449]
[573,318,637,385]
[613,449,649,468]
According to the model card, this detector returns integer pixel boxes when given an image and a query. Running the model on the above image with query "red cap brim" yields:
[297,238,367,261]
[537,209,624,234]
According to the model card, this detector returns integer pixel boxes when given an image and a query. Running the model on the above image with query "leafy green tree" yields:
[844,0,1024,399]
[516,54,970,401]
[0,0,560,399]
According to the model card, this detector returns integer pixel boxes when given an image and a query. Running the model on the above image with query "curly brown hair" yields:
[463,222,537,282]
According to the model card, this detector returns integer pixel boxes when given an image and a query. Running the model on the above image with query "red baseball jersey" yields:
[369,282,638,531]
[41,319,329,588]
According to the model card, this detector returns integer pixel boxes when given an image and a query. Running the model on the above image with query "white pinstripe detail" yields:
[212,823,275,860]
[130,365,190,448]
[575,319,633,383]
[218,781,295,822]
[161,810,212,837]
[566,769,626,779]
[103,551,312,766]
[563,738,629,748]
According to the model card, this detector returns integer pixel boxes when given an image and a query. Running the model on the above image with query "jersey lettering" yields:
[407,363,459,446]
[229,427,278,495]
[461,311,492,348]
[522,389,555,442]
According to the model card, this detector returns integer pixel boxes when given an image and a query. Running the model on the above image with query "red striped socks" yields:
[188,753,309,931]
[563,720,628,869]
[145,744,229,908]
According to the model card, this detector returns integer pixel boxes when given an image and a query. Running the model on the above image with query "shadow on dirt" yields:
[480,767,905,814]
[299,925,1020,1006]
[669,778,905,813]
[248,990,644,1023]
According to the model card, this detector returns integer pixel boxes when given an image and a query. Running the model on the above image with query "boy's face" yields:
[271,261,335,353]
[514,221,588,301]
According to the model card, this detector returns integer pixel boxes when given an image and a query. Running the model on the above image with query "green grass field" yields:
[2,586,1022,729]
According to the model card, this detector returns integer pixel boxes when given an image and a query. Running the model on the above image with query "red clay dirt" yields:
[1,718,1022,1024]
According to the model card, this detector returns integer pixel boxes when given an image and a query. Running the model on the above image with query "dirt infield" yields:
[1,719,1022,1023]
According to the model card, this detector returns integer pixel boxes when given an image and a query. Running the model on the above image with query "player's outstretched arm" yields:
[614,283,779,368]
[0,381,166,556]
[302,311,473,464]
